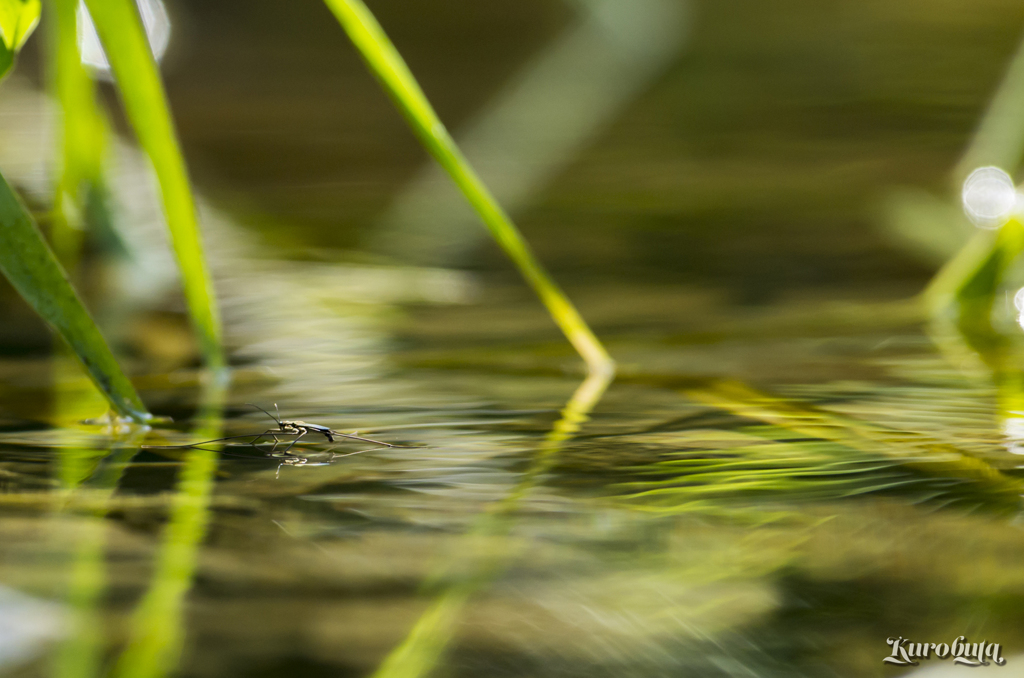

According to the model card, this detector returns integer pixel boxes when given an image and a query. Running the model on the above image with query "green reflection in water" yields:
[52,441,141,678]
[686,379,1021,502]
[53,517,105,678]
[51,350,144,678]
[373,370,612,678]
[111,381,225,678]
[930,297,1024,494]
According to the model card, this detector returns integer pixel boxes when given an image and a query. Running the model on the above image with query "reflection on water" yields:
[111,382,223,678]
[0,128,1022,678]
[372,370,611,678]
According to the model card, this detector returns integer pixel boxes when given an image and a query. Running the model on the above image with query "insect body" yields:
[276,419,335,441]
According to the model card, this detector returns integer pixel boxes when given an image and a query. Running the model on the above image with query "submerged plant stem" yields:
[322,0,613,377]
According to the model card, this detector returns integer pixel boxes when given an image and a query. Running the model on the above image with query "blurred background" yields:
[129,0,1020,290]
[10,0,1024,332]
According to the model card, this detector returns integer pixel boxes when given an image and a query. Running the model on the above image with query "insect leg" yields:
[331,448,375,459]
[280,430,307,456]
[330,431,409,448]
[251,428,293,453]
[142,433,280,450]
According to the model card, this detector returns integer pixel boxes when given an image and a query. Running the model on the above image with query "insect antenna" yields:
[247,403,283,427]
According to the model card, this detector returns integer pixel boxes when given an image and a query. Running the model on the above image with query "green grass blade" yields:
[0,171,150,421]
[81,0,224,374]
[323,0,613,376]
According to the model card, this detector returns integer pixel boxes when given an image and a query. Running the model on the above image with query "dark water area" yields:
[2,1,1024,677]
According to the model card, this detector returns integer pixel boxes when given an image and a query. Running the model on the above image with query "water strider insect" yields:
[143,404,410,458]
[243,403,407,453]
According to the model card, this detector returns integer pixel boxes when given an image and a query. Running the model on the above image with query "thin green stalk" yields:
[82,0,224,375]
[323,0,614,377]
[0,171,149,420]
